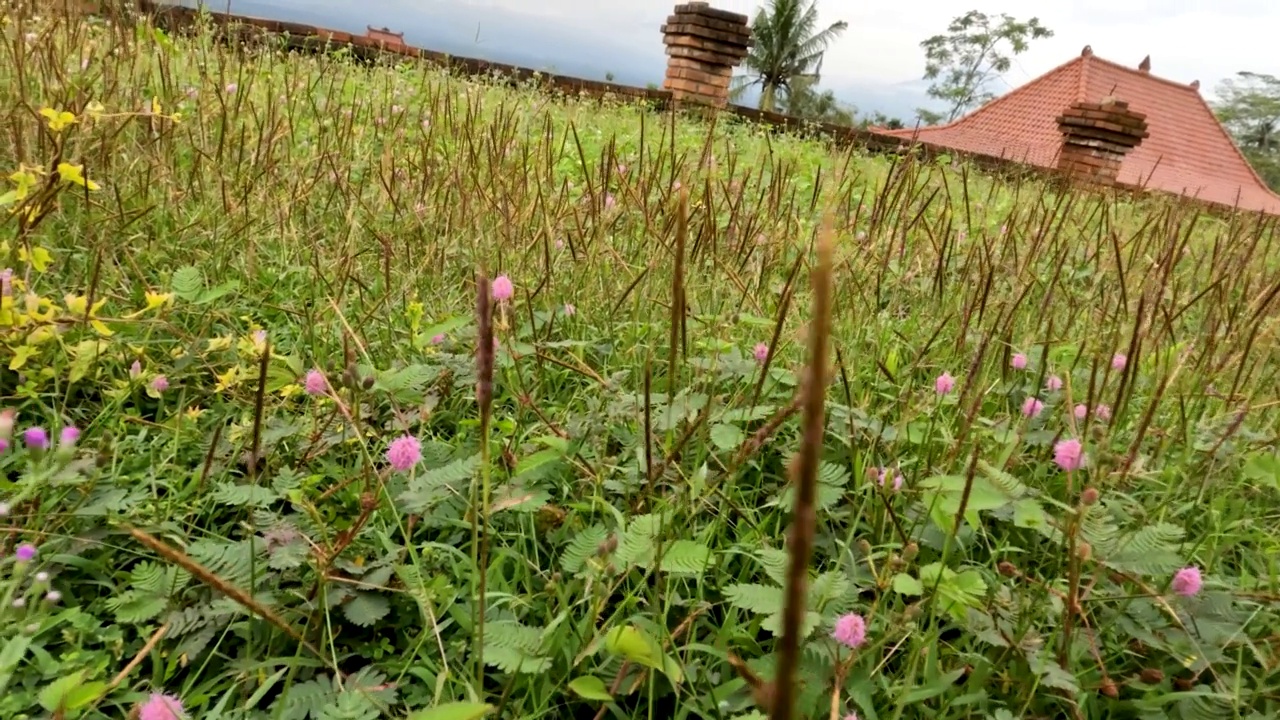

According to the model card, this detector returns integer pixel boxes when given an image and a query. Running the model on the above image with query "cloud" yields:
[177,0,1278,116]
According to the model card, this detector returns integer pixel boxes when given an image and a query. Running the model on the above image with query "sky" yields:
[174,0,1278,120]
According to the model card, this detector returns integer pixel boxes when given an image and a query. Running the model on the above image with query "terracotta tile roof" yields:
[885,49,1280,215]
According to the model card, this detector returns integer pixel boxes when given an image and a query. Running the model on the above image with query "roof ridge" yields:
[920,55,1085,133]
[1086,55,1200,93]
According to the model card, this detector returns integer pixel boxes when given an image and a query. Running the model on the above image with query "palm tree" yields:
[732,0,848,113]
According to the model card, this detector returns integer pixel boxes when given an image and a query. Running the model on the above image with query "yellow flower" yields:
[17,246,52,273]
[214,365,240,393]
[39,107,77,132]
[123,291,174,319]
[206,336,234,352]
[63,293,112,336]
[84,100,105,120]
[278,383,302,399]
[56,163,100,191]
[184,407,206,422]
[0,168,39,208]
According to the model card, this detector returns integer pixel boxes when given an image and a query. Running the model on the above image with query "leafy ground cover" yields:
[3,7,1280,720]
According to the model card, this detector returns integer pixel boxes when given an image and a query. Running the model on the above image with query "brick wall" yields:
[1056,99,1149,186]
[660,3,751,108]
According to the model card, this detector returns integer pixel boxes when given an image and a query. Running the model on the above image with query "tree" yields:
[917,10,1053,123]
[1215,71,1280,191]
[782,75,855,125]
[733,0,848,113]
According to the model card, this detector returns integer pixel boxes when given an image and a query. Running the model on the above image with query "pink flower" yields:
[1095,404,1112,421]
[225,82,237,94]
[1021,397,1043,418]
[1053,438,1084,471]
[59,426,80,447]
[1011,353,1027,370]
[0,439,7,454]
[831,612,867,649]
[1073,403,1088,420]
[934,372,955,395]
[877,467,903,492]
[563,303,576,317]
[151,376,169,392]
[1112,353,1127,371]
[753,343,769,364]
[1171,566,1202,597]
[23,427,48,449]
[304,369,327,396]
[130,360,143,378]
[139,692,186,720]
[491,275,514,302]
[1046,375,1063,391]
[15,543,36,562]
[430,333,446,345]
[604,193,615,209]
[387,435,422,472]
[844,714,859,720]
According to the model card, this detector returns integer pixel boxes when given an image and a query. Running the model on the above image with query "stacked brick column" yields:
[1055,98,1149,185]
[661,3,752,108]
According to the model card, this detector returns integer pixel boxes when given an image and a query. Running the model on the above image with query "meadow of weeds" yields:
[3,6,1280,720]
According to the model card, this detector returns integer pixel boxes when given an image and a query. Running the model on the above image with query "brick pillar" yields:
[1055,98,1149,186]
[661,2,752,108]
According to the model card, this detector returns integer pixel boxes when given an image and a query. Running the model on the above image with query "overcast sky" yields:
[482,0,1276,92]
[194,0,1277,118]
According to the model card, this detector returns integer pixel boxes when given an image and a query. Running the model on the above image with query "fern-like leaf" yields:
[724,583,784,616]
[560,525,609,574]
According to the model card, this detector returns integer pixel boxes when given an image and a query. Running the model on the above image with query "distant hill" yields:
[158,1,930,122]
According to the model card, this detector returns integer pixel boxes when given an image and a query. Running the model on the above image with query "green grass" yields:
[3,7,1280,720]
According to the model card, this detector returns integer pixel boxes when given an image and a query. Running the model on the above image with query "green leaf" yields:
[601,625,683,683]
[568,676,613,701]
[39,670,86,712]
[1243,453,1280,489]
[724,583,784,615]
[407,703,495,720]
[892,574,923,596]
[171,266,203,299]
[342,593,391,627]
[653,539,714,574]
[710,423,743,451]
[899,667,965,704]
[63,681,108,710]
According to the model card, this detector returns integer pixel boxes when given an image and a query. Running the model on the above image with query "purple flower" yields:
[831,612,867,649]
[59,426,80,448]
[1011,353,1028,370]
[1021,397,1044,418]
[387,435,422,472]
[491,275,514,302]
[15,543,36,562]
[0,439,7,454]
[139,692,186,720]
[1171,566,1202,597]
[1054,438,1084,472]
[304,369,327,396]
[151,376,169,392]
[753,343,769,364]
[934,372,955,395]
[23,427,48,449]
[1046,375,1063,392]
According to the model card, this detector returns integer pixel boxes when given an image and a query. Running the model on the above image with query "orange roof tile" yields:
[885,49,1280,215]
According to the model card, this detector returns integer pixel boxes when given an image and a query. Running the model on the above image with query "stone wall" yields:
[1056,99,1150,186]
[661,3,751,107]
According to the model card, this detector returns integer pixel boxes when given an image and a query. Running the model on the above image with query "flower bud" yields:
[1081,487,1100,506]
